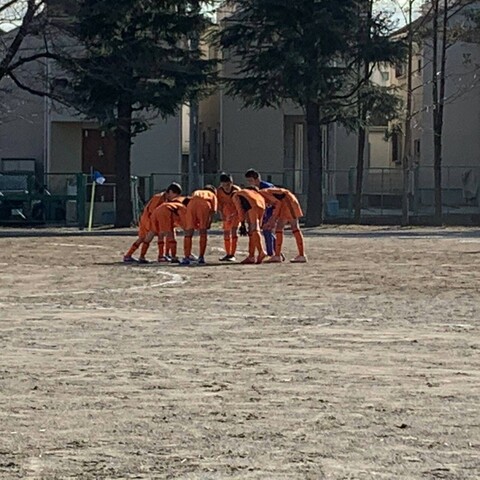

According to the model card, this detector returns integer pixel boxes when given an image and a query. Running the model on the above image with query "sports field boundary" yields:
[1,225,480,239]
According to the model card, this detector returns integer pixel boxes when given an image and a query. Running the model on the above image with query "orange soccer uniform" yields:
[151,199,187,260]
[259,187,305,259]
[184,189,218,259]
[233,189,269,262]
[125,192,168,259]
[217,184,241,257]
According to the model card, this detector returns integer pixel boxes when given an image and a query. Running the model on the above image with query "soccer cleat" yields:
[179,257,191,266]
[170,257,180,264]
[138,257,150,264]
[266,255,282,263]
[123,255,137,263]
[164,255,172,262]
[256,252,267,264]
[219,254,230,262]
[226,255,236,262]
[240,256,256,264]
[197,256,206,265]
[187,254,198,261]
[290,255,307,263]
[157,256,170,263]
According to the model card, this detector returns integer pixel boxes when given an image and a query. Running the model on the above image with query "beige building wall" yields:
[50,122,88,173]
[369,128,391,168]
[221,94,284,176]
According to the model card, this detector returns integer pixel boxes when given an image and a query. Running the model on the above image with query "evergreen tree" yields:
[218,0,404,226]
[57,0,215,226]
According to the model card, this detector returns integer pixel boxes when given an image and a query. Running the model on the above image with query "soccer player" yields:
[123,183,182,263]
[233,187,273,264]
[260,187,307,263]
[217,173,241,261]
[245,169,276,257]
[180,186,217,265]
[150,197,189,263]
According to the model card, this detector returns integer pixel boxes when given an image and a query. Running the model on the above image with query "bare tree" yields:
[0,0,45,82]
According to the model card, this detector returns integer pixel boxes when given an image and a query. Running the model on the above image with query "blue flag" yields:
[92,170,106,185]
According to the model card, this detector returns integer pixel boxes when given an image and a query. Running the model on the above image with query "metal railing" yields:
[2,166,478,226]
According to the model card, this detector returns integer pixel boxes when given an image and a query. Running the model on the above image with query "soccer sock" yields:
[292,230,305,256]
[125,240,141,257]
[224,236,231,256]
[275,230,284,257]
[231,235,238,256]
[167,239,177,258]
[157,240,165,258]
[140,242,150,259]
[199,233,208,257]
[248,233,255,257]
[184,235,193,258]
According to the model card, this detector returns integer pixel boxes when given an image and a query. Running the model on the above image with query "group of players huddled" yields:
[123,169,307,265]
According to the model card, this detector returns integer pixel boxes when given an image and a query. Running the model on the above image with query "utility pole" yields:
[402,0,414,226]
[188,1,201,193]
[188,97,201,193]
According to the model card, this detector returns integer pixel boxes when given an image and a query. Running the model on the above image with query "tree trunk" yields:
[354,0,373,224]
[402,0,414,226]
[114,96,133,227]
[354,126,366,223]
[433,115,442,224]
[432,0,443,224]
[305,100,323,227]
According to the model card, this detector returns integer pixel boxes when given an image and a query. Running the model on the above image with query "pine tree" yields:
[218,0,404,226]
[57,0,215,226]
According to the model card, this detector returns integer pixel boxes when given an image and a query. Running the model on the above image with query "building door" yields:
[81,129,116,175]
[82,129,116,201]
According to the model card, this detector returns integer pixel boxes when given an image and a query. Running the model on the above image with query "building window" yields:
[392,131,401,163]
[395,63,405,78]
[294,123,304,193]
[414,139,421,157]
[381,71,390,82]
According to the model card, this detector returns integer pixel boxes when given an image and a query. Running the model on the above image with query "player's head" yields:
[165,182,182,200]
[219,173,233,190]
[203,184,217,194]
[245,169,260,187]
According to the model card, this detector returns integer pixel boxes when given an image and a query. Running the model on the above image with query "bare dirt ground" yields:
[0,226,479,480]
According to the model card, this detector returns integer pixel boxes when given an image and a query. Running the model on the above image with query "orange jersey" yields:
[232,189,266,222]
[190,189,218,213]
[216,185,241,218]
[151,200,187,233]
[185,191,217,231]
[259,187,303,221]
[139,192,167,225]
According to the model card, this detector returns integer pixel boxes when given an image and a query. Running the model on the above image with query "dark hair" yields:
[219,173,233,183]
[182,197,191,206]
[245,169,260,179]
[203,184,216,193]
[166,182,182,195]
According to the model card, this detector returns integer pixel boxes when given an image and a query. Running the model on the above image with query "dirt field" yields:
[0,226,479,479]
